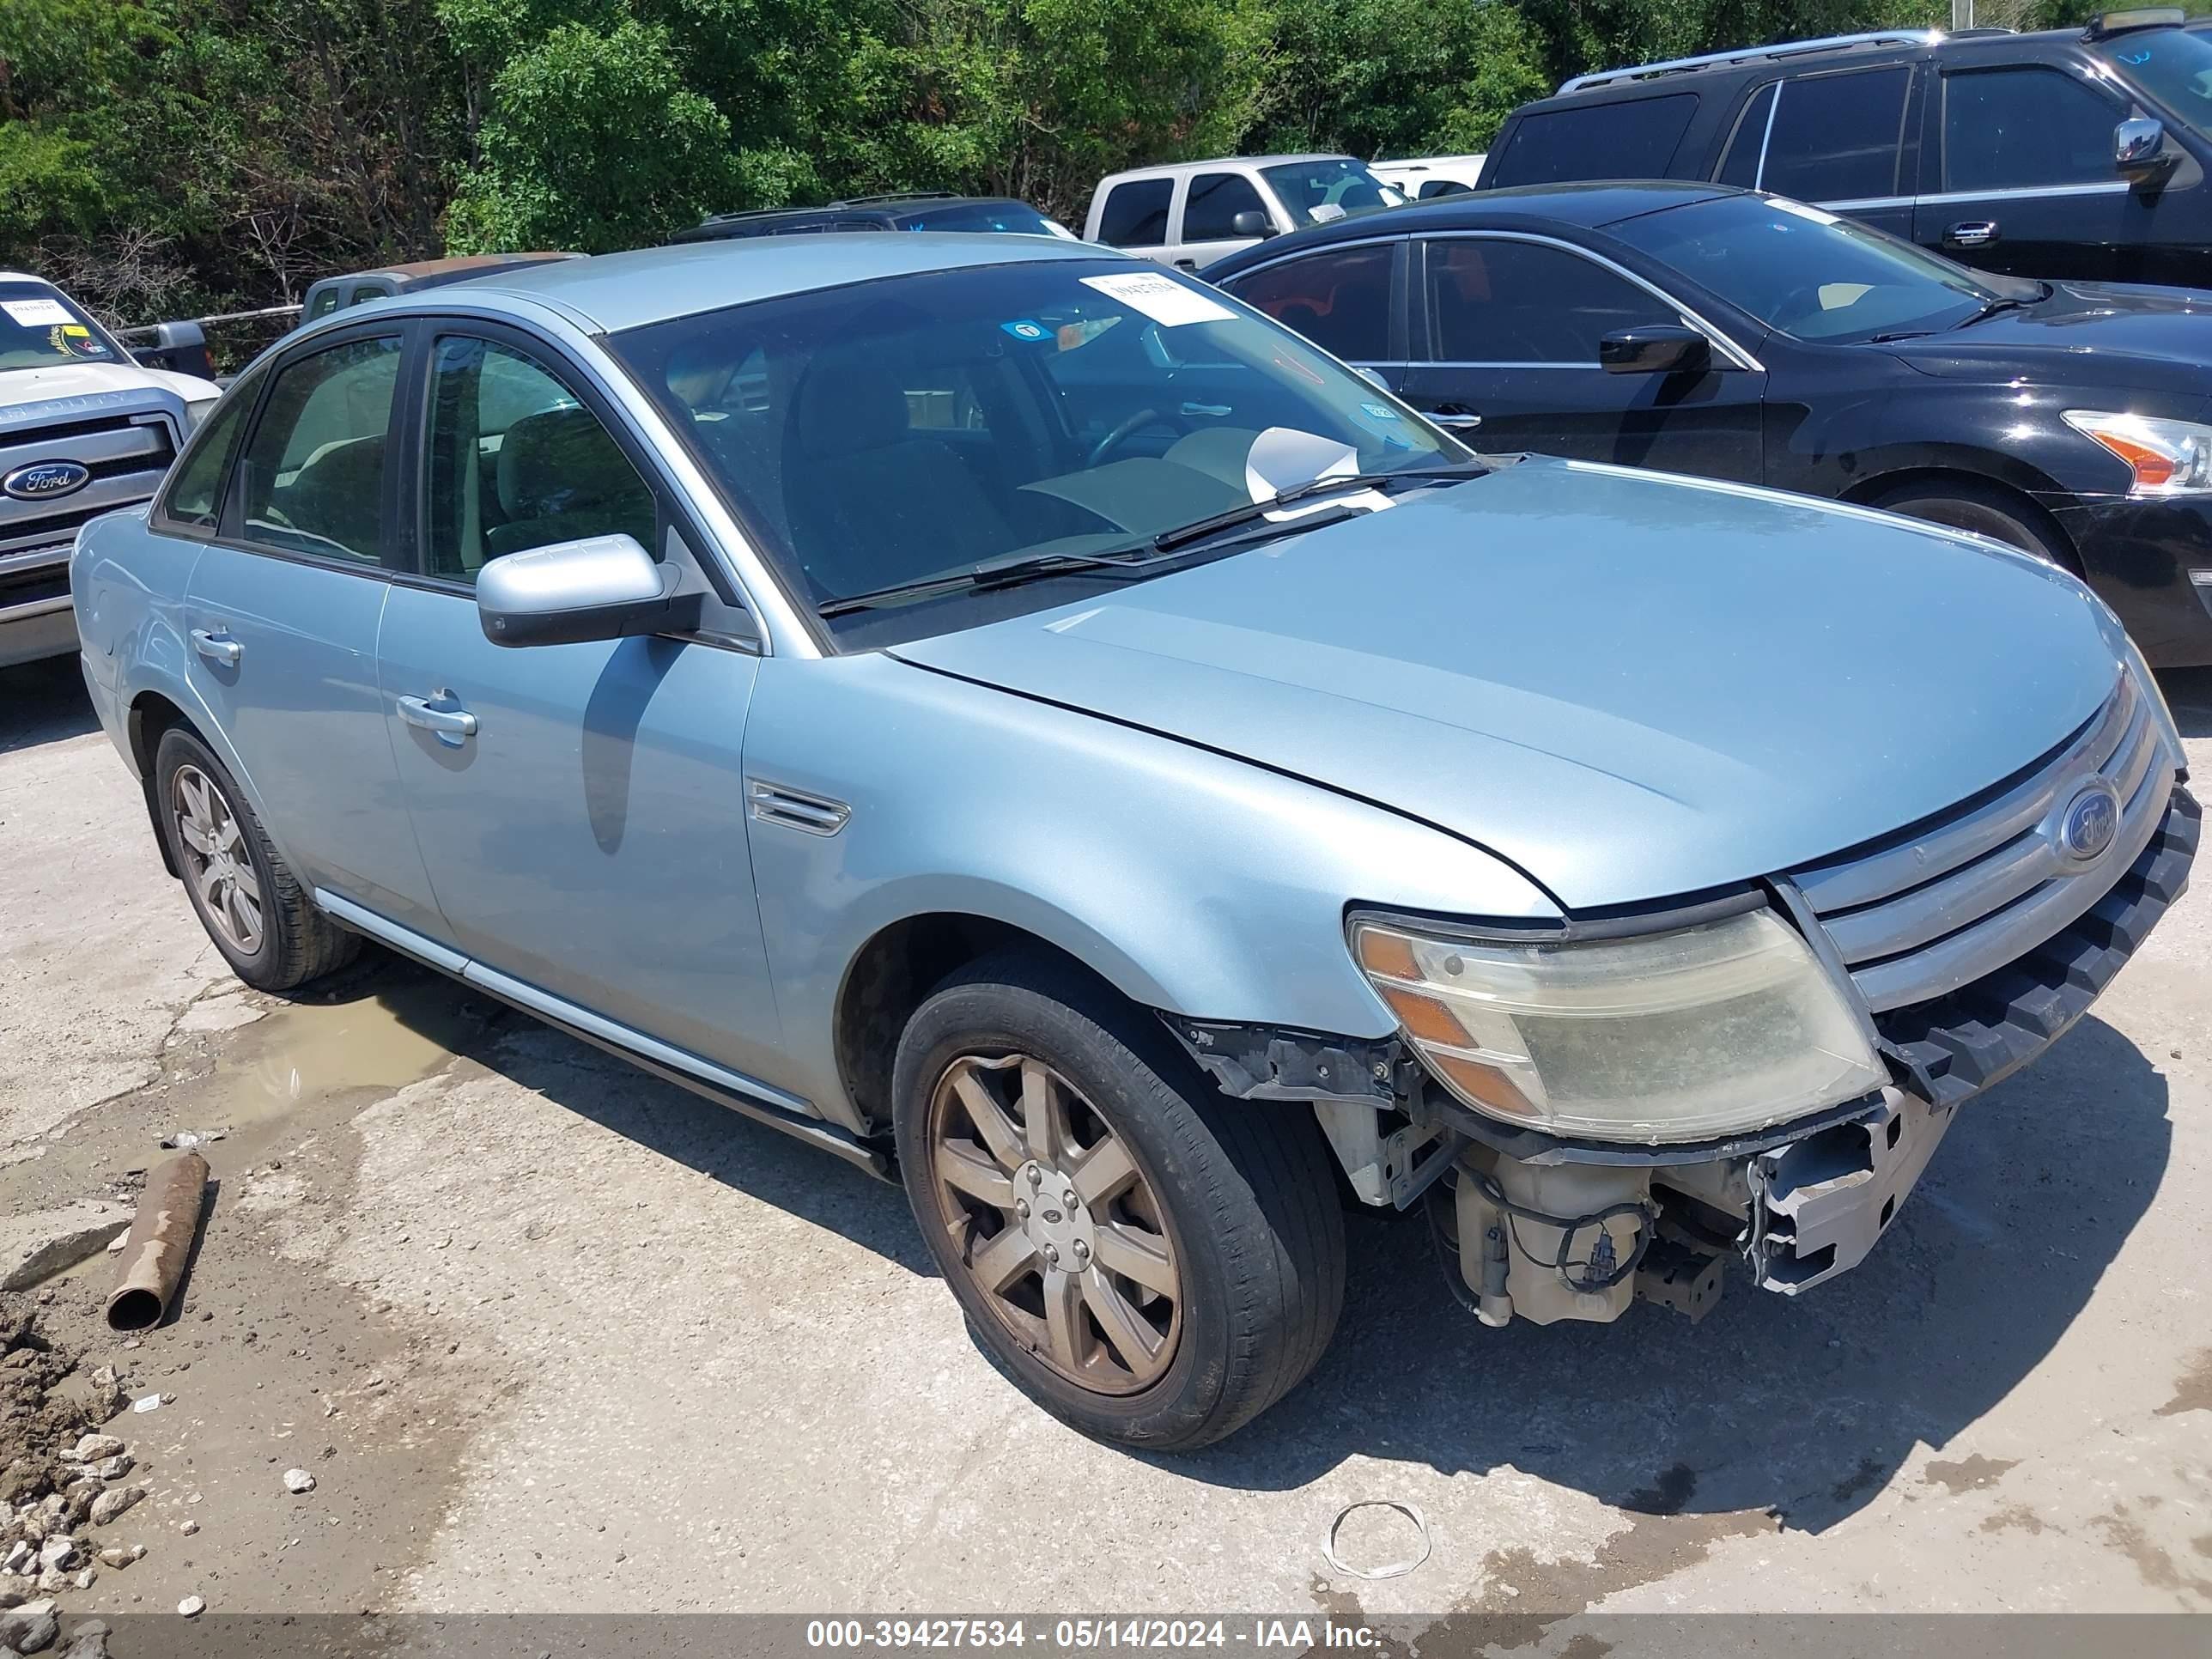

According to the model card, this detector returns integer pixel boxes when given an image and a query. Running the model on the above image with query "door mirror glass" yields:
[1230,209,1275,240]
[475,533,702,648]
[1599,325,1711,376]
[2116,116,2174,184]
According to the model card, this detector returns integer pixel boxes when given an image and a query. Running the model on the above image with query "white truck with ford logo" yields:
[2,271,220,669]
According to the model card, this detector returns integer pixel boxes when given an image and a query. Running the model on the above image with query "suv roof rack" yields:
[824,191,963,208]
[1558,28,1953,94]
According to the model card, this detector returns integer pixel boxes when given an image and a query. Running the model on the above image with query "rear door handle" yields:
[1945,220,1999,248]
[190,628,242,667]
[1173,258,1199,271]
[397,692,478,742]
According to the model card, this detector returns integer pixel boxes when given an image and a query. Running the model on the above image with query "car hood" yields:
[888,458,2125,912]
[0,361,216,422]
[1888,280,2212,403]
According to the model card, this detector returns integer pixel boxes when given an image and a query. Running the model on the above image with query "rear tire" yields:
[1871,481,2078,574]
[892,948,1346,1450]
[154,726,361,993]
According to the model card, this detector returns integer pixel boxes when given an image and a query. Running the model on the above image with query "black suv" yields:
[672,193,1072,244]
[1484,13,2212,288]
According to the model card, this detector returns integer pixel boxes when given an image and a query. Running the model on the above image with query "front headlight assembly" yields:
[1350,908,1885,1144]
[2062,410,2212,495]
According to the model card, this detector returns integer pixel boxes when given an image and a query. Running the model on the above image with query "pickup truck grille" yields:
[0,413,176,566]
[1790,665,2179,1013]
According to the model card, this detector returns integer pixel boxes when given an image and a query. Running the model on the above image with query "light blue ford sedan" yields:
[71,234,2197,1448]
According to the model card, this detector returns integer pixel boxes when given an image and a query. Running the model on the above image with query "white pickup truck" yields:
[2,271,220,668]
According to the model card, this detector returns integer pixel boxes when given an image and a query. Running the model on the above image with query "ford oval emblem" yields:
[2058,782,2120,863]
[2,459,92,502]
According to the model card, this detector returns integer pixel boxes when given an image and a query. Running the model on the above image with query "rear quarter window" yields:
[1488,94,1701,187]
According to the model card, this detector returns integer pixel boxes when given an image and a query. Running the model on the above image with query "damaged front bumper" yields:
[1175,784,2200,1328]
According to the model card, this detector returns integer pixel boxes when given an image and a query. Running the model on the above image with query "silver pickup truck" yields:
[2,271,219,668]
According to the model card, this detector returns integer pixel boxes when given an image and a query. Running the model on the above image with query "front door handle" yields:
[1173,258,1199,271]
[1424,406,1485,430]
[1945,220,1999,248]
[190,628,242,668]
[397,692,478,742]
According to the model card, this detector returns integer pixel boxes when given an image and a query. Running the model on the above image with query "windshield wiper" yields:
[817,547,1163,617]
[817,460,1486,618]
[1953,290,2042,329]
[1151,459,1489,553]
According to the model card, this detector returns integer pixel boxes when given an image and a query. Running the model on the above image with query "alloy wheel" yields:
[927,1052,1181,1395]
[172,763,264,955]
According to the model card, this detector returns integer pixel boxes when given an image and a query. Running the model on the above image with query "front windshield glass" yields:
[0,281,125,372]
[1610,193,2011,343]
[2101,27,2212,132]
[612,258,1451,638]
[1261,160,1407,226]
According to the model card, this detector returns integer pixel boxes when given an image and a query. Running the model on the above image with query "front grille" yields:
[1790,666,2179,1013]
[0,414,174,560]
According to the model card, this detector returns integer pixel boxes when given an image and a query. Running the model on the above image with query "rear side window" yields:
[159,380,258,532]
[1220,243,1395,362]
[1487,94,1699,187]
[1942,67,2123,192]
[1757,67,1910,202]
[1718,83,1778,187]
[1182,173,1268,241]
[1096,179,1173,246]
[235,336,402,566]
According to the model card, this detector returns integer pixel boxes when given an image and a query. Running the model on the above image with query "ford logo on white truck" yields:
[3,459,92,501]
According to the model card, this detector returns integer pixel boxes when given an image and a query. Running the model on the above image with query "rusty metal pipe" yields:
[105,1152,210,1331]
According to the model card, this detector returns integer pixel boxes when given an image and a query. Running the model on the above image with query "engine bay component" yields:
[1452,1152,1655,1326]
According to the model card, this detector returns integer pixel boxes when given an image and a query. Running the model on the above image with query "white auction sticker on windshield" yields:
[2,298,74,327]
[1080,272,1235,327]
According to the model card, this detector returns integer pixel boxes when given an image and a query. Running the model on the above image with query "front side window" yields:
[1097,180,1173,246]
[1259,160,1405,227]
[236,336,402,565]
[1221,244,1395,362]
[1424,240,1674,363]
[1486,94,1699,188]
[0,281,124,371]
[1182,173,1270,241]
[1943,67,2124,192]
[612,259,1453,640]
[423,337,657,584]
[1758,67,1911,202]
[1610,192,2010,343]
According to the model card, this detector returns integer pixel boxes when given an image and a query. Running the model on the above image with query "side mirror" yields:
[1599,325,1711,376]
[2116,117,2176,189]
[476,534,703,648]
[134,319,214,380]
[1230,209,1277,240]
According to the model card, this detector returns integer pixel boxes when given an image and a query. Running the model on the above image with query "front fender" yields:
[740,653,1559,1120]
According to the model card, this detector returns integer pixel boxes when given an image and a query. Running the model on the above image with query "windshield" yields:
[1610,193,2016,343]
[2101,27,2212,132]
[611,258,1452,641]
[0,281,125,372]
[894,201,1068,237]
[1261,160,1407,226]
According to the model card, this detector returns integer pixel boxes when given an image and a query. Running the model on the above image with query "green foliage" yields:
[2,0,2196,315]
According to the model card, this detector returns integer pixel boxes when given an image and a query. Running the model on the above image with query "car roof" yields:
[424,232,1114,333]
[1525,23,2102,110]
[328,252,577,287]
[1198,181,1739,279]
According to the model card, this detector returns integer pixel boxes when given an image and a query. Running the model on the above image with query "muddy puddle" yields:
[3,957,491,1221]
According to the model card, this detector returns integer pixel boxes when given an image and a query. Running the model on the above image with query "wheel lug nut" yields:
[1065,1192,1079,1209]
[1044,1244,1060,1266]
[1073,1240,1090,1261]
[1016,1200,1030,1219]
[1028,1167,1043,1188]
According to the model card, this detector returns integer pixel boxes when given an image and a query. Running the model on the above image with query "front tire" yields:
[891,949,1346,1450]
[154,727,360,992]
[1872,481,2078,574]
